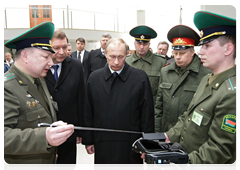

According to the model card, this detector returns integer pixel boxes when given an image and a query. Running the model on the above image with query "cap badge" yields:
[174,38,187,45]
[140,35,145,39]
[200,30,204,38]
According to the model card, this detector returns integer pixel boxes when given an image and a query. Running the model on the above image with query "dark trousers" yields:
[57,133,77,164]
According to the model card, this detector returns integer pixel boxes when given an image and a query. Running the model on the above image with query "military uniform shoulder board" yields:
[224,77,236,92]
[162,63,171,67]
[4,73,16,82]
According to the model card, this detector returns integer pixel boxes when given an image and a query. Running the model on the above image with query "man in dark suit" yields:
[86,33,111,79]
[71,37,89,83]
[45,29,85,164]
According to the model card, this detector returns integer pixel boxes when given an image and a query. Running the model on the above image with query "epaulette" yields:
[162,62,171,67]
[224,77,236,92]
[4,73,16,82]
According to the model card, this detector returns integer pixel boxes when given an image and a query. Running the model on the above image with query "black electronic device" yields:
[132,138,189,164]
[145,151,188,164]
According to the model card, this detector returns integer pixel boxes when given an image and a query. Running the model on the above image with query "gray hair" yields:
[157,41,169,50]
[101,33,112,39]
[105,38,128,55]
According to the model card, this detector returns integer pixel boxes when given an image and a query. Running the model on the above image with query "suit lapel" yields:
[46,70,56,86]
[55,58,71,88]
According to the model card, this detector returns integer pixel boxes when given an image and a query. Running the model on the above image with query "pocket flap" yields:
[160,82,172,89]
[26,108,48,122]
[184,85,198,92]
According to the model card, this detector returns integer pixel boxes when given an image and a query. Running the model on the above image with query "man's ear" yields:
[224,43,234,56]
[21,50,28,63]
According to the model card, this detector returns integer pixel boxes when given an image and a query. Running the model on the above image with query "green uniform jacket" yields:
[126,51,166,103]
[166,66,236,164]
[4,65,57,164]
[155,55,211,132]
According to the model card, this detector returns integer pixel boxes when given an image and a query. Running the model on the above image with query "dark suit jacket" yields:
[86,48,107,80]
[71,50,89,83]
[45,57,85,163]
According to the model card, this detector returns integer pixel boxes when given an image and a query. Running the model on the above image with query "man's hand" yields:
[85,145,95,154]
[46,121,74,146]
[76,137,82,144]
[164,133,171,143]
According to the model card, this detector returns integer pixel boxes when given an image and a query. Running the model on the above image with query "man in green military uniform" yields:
[4,22,74,164]
[163,11,236,163]
[125,25,166,103]
[155,25,211,132]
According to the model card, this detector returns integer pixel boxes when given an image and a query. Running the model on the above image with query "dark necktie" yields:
[52,65,59,81]
[34,78,49,110]
[78,51,81,60]
[113,72,118,77]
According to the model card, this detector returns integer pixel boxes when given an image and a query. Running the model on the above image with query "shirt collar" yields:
[108,64,125,75]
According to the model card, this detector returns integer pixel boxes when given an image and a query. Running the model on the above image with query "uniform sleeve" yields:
[4,83,50,155]
[188,91,236,163]
[140,73,155,133]
[154,76,163,132]
[165,110,186,143]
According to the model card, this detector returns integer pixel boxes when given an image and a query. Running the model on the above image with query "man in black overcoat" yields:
[82,38,154,164]
[86,33,111,79]
[45,29,85,164]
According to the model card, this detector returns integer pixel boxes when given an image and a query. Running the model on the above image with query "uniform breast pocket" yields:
[147,71,160,96]
[186,108,212,142]
[24,108,48,128]
[183,85,198,106]
[160,82,172,104]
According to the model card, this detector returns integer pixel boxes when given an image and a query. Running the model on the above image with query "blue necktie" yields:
[52,65,59,81]
[102,51,105,56]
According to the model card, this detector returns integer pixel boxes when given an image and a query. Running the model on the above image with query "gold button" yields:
[38,116,41,119]
[184,127,186,131]
[188,118,191,122]
[181,137,184,141]
[215,83,219,87]
[19,80,23,84]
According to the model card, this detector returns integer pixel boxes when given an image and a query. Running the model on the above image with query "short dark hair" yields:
[76,37,85,44]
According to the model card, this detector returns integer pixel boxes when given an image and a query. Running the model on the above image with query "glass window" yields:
[32,5,39,18]
[43,5,50,18]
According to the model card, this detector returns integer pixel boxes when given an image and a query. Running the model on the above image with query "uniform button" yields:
[172,96,174,98]
[188,118,191,122]
[181,137,184,141]
[38,116,41,119]
[184,127,186,131]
